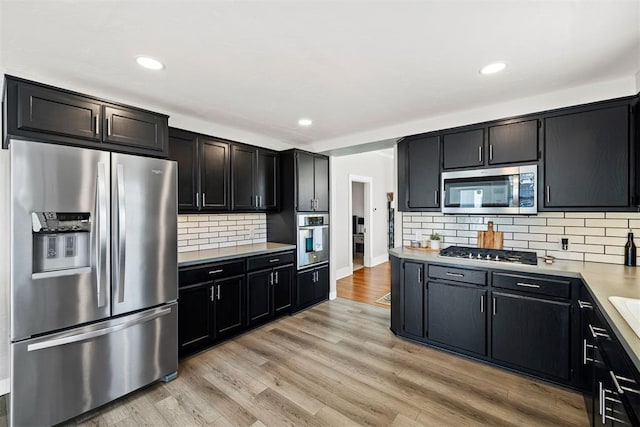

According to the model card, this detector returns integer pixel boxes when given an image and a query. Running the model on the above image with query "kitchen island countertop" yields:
[390,246,640,373]
[179,242,296,267]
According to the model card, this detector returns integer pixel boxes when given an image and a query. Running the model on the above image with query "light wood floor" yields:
[63,298,588,426]
[337,262,391,309]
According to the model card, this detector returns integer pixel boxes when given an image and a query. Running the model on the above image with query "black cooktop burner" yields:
[439,246,538,265]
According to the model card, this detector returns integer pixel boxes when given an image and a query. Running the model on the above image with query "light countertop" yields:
[390,246,640,372]
[178,242,296,267]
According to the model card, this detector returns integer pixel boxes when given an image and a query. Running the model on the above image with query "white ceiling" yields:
[1,1,639,153]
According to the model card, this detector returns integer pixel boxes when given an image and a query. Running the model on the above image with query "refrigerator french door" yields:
[9,140,178,426]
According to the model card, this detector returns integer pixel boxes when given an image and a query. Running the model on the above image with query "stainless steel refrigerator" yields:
[7,139,178,426]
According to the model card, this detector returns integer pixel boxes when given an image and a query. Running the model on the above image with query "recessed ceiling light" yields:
[298,118,313,127]
[136,56,165,71]
[480,62,507,75]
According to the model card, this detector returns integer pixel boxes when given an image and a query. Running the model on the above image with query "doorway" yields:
[352,182,365,271]
[348,174,373,274]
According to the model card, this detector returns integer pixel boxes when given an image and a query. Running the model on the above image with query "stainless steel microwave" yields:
[441,165,537,214]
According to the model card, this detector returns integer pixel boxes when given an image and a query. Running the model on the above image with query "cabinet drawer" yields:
[247,251,294,271]
[428,265,486,286]
[179,260,245,287]
[492,272,570,299]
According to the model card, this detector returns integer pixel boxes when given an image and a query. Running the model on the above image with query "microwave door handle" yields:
[96,163,108,308]
[512,174,520,209]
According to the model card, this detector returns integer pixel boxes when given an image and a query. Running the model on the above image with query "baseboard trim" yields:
[368,253,389,267]
[336,266,352,280]
[329,291,337,300]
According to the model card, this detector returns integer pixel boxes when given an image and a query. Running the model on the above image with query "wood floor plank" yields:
[60,295,587,427]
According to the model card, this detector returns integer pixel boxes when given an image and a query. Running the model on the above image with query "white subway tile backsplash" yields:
[585,219,628,228]
[401,211,635,265]
[178,213,267,252]
[565,212,605,219]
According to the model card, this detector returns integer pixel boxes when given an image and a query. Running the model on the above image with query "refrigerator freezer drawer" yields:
[10,303,178,426]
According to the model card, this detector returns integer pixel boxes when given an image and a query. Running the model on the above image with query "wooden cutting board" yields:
[477,221,504,249]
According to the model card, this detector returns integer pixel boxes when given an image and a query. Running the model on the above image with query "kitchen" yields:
[1,1,640,426]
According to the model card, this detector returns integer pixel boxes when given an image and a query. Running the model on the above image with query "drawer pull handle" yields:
[578,300,593,310]
[208,269,224,275]
[269,258,280,263]
[445,272,464,278]
[516,282,540,288]
[589,324,610,339]
[610,371,624,394]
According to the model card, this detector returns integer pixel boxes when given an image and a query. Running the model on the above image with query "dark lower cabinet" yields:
[178,274,244,356]
[491,292,571,381]
[214,275,245,338]
[402,261,425,338]
[296,264,329,309]
[428,282,486,355]
[247,262,294,326]
[178,283,214,352]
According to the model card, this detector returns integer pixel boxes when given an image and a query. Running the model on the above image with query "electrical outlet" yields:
[561,238,569,250]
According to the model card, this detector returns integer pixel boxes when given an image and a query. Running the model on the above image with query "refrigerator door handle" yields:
[26,307,172,352]
[115,164,127,303]
[96,163,108,308]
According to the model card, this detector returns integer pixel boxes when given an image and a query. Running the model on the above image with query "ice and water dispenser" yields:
[31,212,91,275]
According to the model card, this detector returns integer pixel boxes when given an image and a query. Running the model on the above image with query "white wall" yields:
[331,150,395,281]
[352,182,364,218]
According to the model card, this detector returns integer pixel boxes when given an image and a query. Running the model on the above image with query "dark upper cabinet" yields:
[543,105,630,208]
[168,129,199,211]
[231,145,278,211]
[442,128,485,169]
[428,282,486,356]
[257,150,278,210]
[4,76,168,157]
[401,136,440,209]
[15,82,101,142]
[102,106,167,153]
[168,128,230,213]
[488,119,539,165]
[296,151,329,212]
[201,137,230,210]
[402,261,425,339]
[491,292,571,380]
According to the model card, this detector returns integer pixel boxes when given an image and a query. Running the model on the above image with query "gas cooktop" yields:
[439,246,538,266]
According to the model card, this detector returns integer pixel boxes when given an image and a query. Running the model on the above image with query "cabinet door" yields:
[428,282,486,355]
[544,106,629,208]
[16,82,101,142]
[492,292,571,380]
[256,149,278,210]
[442,128,484,169]
[247,270,272,325]
[402,261,424,338]
[296,152,316,211]
[214,275,244,337]
[408,136,440,208]
[103,106,167,154]
[273,265,293,315]
[296,268,316,308]
[313,265,329,300]
[178,283,214,352]
[488,120,538,165]
[201,137,230,211]
[231,145,257,210]
[314,156,330,212]
[168,129,199,211]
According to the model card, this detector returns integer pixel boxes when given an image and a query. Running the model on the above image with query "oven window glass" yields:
[444,175,513,208]
[305,236,314,252]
